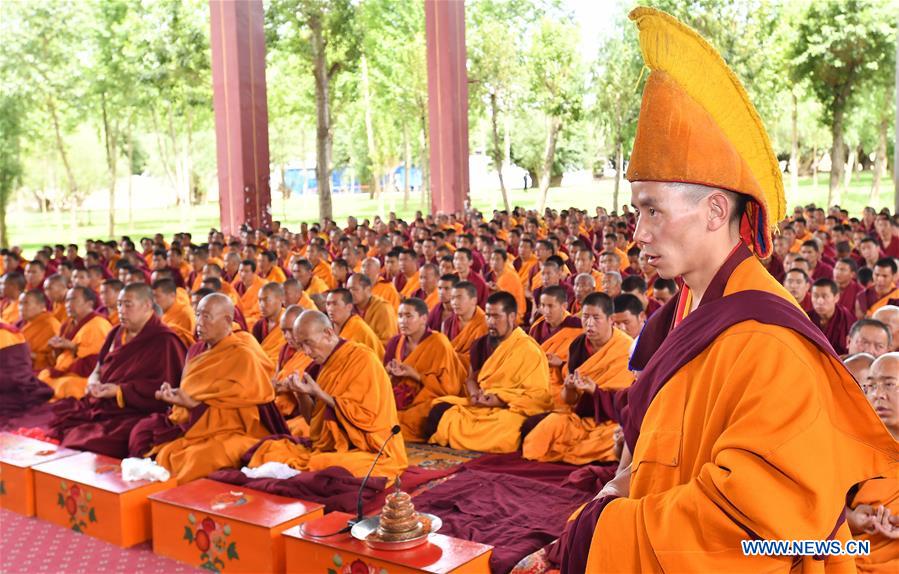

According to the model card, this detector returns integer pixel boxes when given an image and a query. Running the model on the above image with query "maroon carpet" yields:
[0,509,200,573]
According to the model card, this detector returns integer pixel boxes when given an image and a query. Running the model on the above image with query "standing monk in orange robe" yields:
[133,293,287,483]
[271,305,314,436]
[384,298,466,442]
[152,278,196,347]
[347,273,398,345]
[49,284,186,458]
[846,352,899,573]
[246,310,407,482]
[522,292,633,464]
[443,281,488,374]
[428,292,551,453]
[233,259,268,326]
[529,285,583,406]
[252,282,286,365]
[17,289,61,371]
[38,287,113,399]
[557,10,899,573]
[325,288,385,359]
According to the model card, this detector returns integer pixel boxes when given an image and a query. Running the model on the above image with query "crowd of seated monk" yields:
[0,203,897,568]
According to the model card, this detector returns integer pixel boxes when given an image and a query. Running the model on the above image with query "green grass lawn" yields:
[7,172,895,256]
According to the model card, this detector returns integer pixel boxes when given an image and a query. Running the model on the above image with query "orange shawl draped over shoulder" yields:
[340,315,385,359]
[38,313,113,399]
[249,341,408,482]
[22,311,61,371]
[153,331,276,483]
[385,331,466,442]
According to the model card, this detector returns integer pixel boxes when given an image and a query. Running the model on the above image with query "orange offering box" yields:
[148,478,324,573]
[33,451,176,547]
[0,432,79,516]
[284,511,493,574]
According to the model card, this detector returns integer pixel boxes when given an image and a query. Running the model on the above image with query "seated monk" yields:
[384,298,465,442]
[252,282,286,365]
[201,262,240,307]
[347,272,398,345]
[0,271,24,324]
[201,277,249,331]
[529,285,583,406]
[152,278,196,347]
[872,305,899,352]
[38,286,113,399]
[131,293,287,483]
[844,352,875,384]
[487,249,526,324]
[362,257,401,309]
[427,291,551,453]
[522,292,634,464]
[325,288,385,359]
[44,273,69,323]
[0,322,53,420]
[98,279,123,326]
[283,277,315,310]
[271,305,314,435]
[857,258,899,318]
[427,273,458,331]
[443,281,488,373]
[846,352,899,572]
[409,263,441,310]
[809,278,855,355]
[246,310,408,482]
[48,284,187,458]
[17,289,61,371]
[234,259,268,326]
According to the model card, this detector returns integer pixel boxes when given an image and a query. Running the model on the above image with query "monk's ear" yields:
[705,192,730,232]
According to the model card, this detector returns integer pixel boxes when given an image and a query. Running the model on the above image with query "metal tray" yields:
[350,513,442,550]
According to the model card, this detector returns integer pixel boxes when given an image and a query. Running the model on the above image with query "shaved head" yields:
[293,310,339,363]
[281,304,305,348]
[865,352,898,437]
[197,293,234,345]
[872,305,899,351]
[844,352,875,384]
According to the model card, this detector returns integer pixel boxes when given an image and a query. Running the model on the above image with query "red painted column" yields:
[425,0,469,215]
[209,0,272,235]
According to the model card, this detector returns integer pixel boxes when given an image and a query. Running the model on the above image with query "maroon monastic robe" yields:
[48,314,187,458]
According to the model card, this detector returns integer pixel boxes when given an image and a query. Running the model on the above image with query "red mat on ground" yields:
[0,509,200,573]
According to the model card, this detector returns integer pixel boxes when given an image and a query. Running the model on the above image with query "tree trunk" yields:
[403,122,411,208]
[842,144,857,202]
[538,115,562,211]
[613,140,623,212]
[127,118,134,225]
[0,187,8,248]
[47,97,79,208]
[790,90,799,197]
[489,93,510,212]
[360,54,380,200]
[101,91,117,238]
[870,118,888,203]
[311,15,333,221]
[828,105,846,205]
[812,143,819,192]
[419,103,429,211]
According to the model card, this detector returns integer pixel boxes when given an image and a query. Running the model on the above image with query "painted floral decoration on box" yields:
[184,513,239,573]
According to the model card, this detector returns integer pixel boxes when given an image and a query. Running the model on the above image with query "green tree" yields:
[527,16,583,210]
[791,0,896,204]
[267,0,362,222]
[0,93,26,248]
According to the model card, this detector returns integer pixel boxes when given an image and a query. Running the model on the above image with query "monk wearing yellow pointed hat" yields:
[557,8,899,574]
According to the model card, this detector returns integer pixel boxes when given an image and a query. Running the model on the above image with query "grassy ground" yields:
[8,172,895,256]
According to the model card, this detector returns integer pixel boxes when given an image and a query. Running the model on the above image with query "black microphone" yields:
[350,424,402,527]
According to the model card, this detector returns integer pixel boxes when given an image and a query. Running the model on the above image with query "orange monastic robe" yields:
[273,346,314,436]
[152,331,277,483]
[423,289,440,310]
[531,316,584,406]
[496,269,527,323]
[312,261,336,289]
[360,295,398,345]
[235,275,268,326]
[372,280,402,309]
[305,276,330,297]
[339,315,385,360]
[162,300,196,347]
[448,308,488,374]
[865,287,899,317]
[399,272,420,298]
[219,281,240,307]
[580,254,899,573]
[386,331,466,442]
[1,298,19,324]
[254,310,286,366]
[431,327,551,453]
[522,329,633,464]
[248,341,408,482]
[851,467,899,573]
[51,302,67,324]
[517,256,539,289]
[22,311,61,371]
[38,314,113,399]
[262,266,287,284]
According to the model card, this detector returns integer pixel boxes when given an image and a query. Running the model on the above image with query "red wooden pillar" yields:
[209,0,272,235]
[425,0,469,215]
